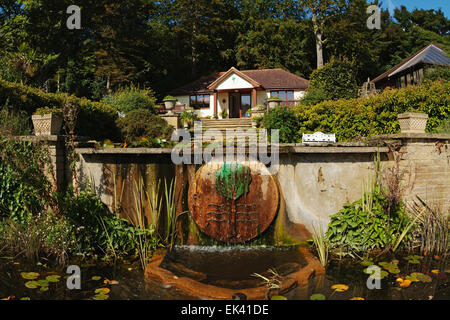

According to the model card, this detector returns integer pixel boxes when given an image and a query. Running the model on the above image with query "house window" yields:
[270,90,295,106]
[190,94,210,109]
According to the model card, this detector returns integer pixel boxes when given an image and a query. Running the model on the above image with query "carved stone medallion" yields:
[188,161,279,243]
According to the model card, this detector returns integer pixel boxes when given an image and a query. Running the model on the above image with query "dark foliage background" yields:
[0,0,448,100]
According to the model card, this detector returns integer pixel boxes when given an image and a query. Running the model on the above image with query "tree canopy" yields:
[0,0,448,99]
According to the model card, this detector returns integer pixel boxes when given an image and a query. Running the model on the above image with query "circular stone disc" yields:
[188,161,279,243]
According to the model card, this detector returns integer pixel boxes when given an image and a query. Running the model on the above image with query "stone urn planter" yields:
[398,112,429,133]
[250,106,266,128]
[32,113,63,136]
[163,96,177,115]
[267,97,282,109]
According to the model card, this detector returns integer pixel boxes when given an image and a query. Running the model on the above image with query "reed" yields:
[407,197,449,256]
[164,178,177,249]
[133,177,156,270]
[311,223,329,267]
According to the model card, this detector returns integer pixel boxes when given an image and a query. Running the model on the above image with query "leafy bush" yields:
[261,107,300,143]
[0,79,119,140]
[307,57,359,101]
[326,187,411,253]
[102,86,157,114]
[298,87,329,106]
[180,108,198,125]
[293,79,450,141]
[163,95,177,100]
[62,189,141,256]
[424,66,450,81]
[0,100,32,136]
[431,118,450,133]
[116,108,174,143]
[0,212,76,265]
[0,140,53,223]
[34,106,63,116]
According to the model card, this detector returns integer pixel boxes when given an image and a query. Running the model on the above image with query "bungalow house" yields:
[372,43,450,90]
[170,67,309,118]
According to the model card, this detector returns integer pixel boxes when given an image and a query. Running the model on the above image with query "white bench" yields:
[302,132,336,143]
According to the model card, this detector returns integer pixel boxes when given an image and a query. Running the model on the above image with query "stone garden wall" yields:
[72,133,449,242]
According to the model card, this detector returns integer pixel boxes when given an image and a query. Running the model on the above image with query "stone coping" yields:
[76,145,389,155]
[18,135,90,142]
[370,133,450,140]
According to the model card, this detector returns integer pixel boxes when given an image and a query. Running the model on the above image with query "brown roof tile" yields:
[170,68,309,95]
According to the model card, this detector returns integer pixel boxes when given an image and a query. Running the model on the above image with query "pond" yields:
[0,247,448,300]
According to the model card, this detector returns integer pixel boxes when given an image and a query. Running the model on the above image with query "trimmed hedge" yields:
[0,79,119,140]
[292,80,450,141]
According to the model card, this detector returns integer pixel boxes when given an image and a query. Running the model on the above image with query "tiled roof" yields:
[372,43,450,83]
[170,68,309,95]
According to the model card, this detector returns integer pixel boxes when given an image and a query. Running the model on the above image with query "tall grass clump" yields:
[311,224,329,267]
[407,197,449,257]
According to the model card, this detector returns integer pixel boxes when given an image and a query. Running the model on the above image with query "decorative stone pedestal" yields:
[161,114,180,130]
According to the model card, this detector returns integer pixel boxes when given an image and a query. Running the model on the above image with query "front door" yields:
[229,93,241,118]
[229,92,251,118]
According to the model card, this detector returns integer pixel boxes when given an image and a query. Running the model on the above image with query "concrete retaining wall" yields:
[71,133,449,241]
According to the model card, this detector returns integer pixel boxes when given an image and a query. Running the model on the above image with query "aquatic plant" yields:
[310,293,326,300]
[164,178,179,249]
[311,224,329,267]
[406,197,449,257]
[132,178,159,270]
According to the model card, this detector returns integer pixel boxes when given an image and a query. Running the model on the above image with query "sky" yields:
[382,0,450,18]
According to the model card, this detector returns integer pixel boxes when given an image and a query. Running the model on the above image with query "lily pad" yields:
[350,297,365,300]
[404,255,422,264]
[360,258,374,267]
[91,276,102,281]
[406,272,432,283]
[20,297,31,300]
[379,261,400,274]
[364,267,389,280]
[271,295,287,300]
[25,281,39,289]
[39,286,49,292]
[46,275,61,283]
[95,288,110,295]
[310,293,326,300]
[331,284,349,292]
[21,272,39,280]
[93,294,109,300]
[37,280,49,287]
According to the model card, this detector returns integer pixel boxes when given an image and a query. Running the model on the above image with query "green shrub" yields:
[34,106,63,116]
[0,100,32,136]
[307,57,359,101]
[326,187,411,253]
[0,140,53,223]
[180,108,198,125]
[163,95,177,100]
[293,79,450,141]
[116,108,174,143]
[431,117,450,133]
[261,107,300,143]
[0,79,119,140]
[62,189,140,256]
[102,86,157,114]
[424,66,450,81]
[299,87,330,106]
[0,212,76,265]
